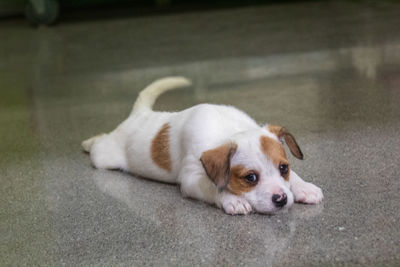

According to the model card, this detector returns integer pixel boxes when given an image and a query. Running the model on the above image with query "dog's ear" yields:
[267,125,303,160]
[200,142,238,191]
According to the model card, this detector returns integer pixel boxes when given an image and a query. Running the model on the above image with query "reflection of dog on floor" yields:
[82,77,323,215]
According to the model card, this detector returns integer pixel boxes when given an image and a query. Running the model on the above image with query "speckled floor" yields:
[1,1,400,265]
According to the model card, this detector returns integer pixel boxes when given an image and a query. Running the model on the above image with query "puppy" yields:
[82,77,323,215]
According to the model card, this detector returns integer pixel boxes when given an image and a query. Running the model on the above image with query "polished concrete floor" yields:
[1,1,400,265]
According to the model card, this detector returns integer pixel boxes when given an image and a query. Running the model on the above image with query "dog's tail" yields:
[131,76,192,114]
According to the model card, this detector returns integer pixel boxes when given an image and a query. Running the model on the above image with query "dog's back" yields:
[83,77,258,183]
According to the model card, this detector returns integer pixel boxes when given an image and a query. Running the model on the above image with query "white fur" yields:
[83,77,323,215]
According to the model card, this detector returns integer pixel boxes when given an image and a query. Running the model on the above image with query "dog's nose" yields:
[272,193,287,207]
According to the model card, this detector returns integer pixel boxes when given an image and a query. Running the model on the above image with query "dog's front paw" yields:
[292,181,323,204]
[220,194,252,215]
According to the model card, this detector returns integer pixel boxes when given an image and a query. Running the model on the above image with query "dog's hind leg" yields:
[82,133,127,170]
[82,133,106,152]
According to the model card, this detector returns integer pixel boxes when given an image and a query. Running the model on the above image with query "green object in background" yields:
[23,0,155,26]
[25,0,59,25]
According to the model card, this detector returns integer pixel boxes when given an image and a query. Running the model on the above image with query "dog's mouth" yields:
[250,197,293,214]
[255,205,290,215]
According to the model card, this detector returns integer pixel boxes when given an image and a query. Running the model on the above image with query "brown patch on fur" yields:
[200,142,237,191]
[268,124,282,137]
[267,125,303,160]
[228,165,259,195]
[260,136,290,180]
[151,123,172,172]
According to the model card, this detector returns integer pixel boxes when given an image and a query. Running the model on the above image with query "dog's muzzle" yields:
[272,193,287,208]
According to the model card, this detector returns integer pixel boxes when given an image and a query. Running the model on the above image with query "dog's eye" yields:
[279,164,289,176]
[244,173,258,184]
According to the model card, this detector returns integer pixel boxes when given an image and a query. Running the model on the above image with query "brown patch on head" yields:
[200,142,237,191]
[260,136,290,180]
[151,123,172,172]
[228,165,259,195]
[267,124,304,160]
[268,124,282,137]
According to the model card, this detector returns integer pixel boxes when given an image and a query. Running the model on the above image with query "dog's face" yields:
[200,125,303,214]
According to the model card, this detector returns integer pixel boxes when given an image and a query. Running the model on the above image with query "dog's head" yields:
[200,125,303,214]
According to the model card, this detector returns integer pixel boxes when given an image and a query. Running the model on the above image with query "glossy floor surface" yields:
[1,1,400,265]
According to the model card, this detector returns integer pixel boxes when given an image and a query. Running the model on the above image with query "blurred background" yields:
[3,0,338,25]
[1,0,399,266]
